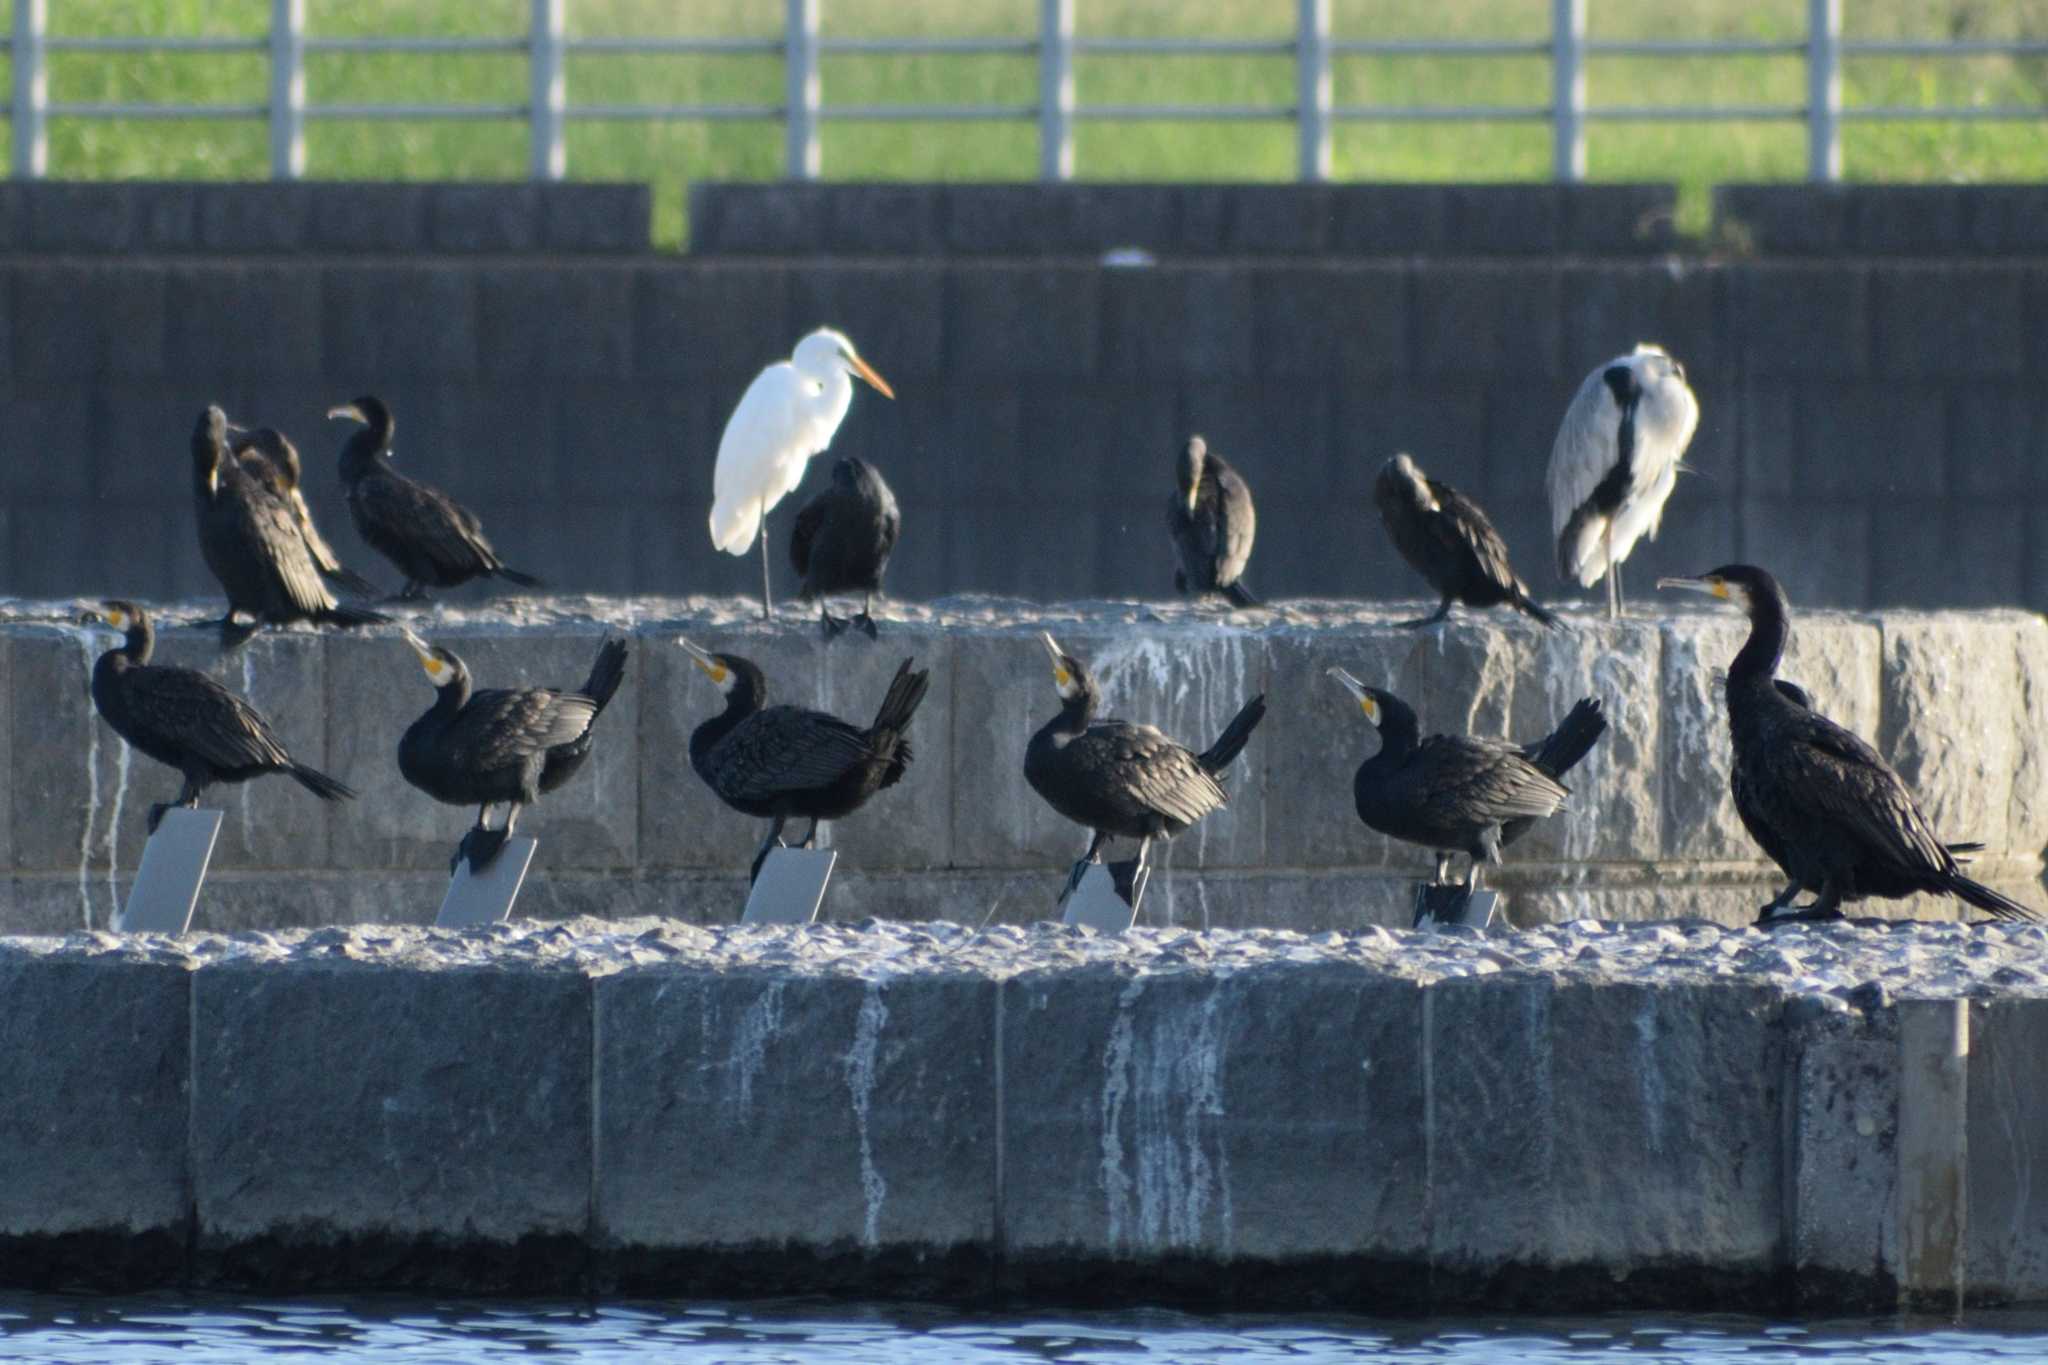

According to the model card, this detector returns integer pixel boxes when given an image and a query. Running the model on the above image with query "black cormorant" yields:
[1660,565,2037,923]
[228,423,378,598]
[329,395,543,601]
[1327,668,1606,888]
[398,632,630,872]
[1025,632,1266,884]
[1374,452,1557,629]
[191,405,389,649]
[790,456,900,639]
[84,600,355,834]
[1167,436,1258,608]
[679,639,929,881]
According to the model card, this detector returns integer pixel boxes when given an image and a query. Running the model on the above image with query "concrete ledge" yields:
[1715,184,2048,257]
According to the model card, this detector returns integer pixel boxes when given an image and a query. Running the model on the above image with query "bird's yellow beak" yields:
[678,637,729,686]
[402,629,449,683]
[847,351,895,400]
[1039,631,1071,690]
[99,605,129,631]
[1185,485,1199,514]
[1326,666,1378,723]
[1656,575,1729,600]
[326,403,365,424]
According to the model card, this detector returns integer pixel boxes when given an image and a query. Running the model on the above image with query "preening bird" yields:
[1025,632,1266,888]
[1327,670,1606,889]
[678,640,928,883]
[790,456,901,640]
[191,405,389,649]
[1374,452,1556,629]
[397,633,630,873]
[1658,564,2037,924]
[710,328,895,620]
[227,423,378,599]
[329,395,543,602]
[1547,343,1699,618]
[83,600,355,835]
[1167,435,1258,608]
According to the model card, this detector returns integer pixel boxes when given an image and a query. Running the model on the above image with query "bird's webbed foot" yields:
[819,609,849,640]
[454,825,510,876]
[1756,899,1846,927]
[390,582,431,606]
[218,616,260,652]
[853,612,879,640]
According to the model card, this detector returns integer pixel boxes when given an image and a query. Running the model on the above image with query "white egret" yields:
[1546,343,1699,619]
[709,327,895,619]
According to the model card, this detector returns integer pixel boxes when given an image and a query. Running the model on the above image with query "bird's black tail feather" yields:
[579,638,631,716]
[322,564,381,599]
[1946,873,2040,923]
[1514,588,1561,630]
[1224,579,1260,609]
[1197,694,1268,776]
[869,657,931,739]
[321,603,392,630]
[1526,696,1607,781]
[289,762,356,804]
[495,566,545,588]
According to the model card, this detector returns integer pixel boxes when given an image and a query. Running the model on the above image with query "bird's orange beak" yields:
[848,353,895,400]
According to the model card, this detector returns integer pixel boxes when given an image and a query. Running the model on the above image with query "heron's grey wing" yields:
[1546,368,1620,542]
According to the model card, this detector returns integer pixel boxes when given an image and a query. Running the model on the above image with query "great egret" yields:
[1657,565,2036,924]
[1166,435,1258,607]
[710,328,895,619]
[1546,343,1699,618]
[1374,451,1556,629]
[790,456,901,640]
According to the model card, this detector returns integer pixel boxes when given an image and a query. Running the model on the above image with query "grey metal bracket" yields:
[1059,857,1148,933]
[742,846,837,925]
[435,835,538,929]
[1413,882,1500,932]
[115,807,222,935]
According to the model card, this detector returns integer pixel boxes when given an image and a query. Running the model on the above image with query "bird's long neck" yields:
[1365,702,1420,770]
[689,673,767,768]
[1047,676,1100,741]
[191,430,225,499]
[431,673,471,717]
[1729,586,1791,689]
[122,618,154,665]
[339,420,393,484]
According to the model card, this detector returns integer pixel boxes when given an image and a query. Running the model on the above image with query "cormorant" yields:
[1548,343,1698,618]
[398,632,630,872]
[191,405,389,649]
[1327,668,1606,888]
[1374,452,1557,629]
[1167,436,1258,608]
[1658,564,2037,924]
[678,639,929,881]
[228,423,378,598]
[1025,632,1266,885]
[84,600,355,834]
[789,456,900,639]
[328,395,544,601]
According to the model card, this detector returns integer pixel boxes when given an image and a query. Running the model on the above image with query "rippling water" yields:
[3,1295,2047,1363]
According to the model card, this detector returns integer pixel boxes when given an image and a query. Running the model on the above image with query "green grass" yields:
[12,0,2048,245]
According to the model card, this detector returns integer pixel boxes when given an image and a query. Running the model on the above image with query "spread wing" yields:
[120,664,295,771]
[705,706,878,803]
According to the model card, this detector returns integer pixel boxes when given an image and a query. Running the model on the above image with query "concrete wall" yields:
[0,930,2039,1310]
[2,602,2043,937]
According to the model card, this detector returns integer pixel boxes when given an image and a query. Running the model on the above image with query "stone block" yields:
[1251,265,1408,379]
[1872,501,2022,610]
[999,963,1426,1288]
[305,182,430,253]
[2005,617,2048,855]
[165,265,323,382]
[1659,608,1882,865]
[0,950,191,1275]
[821,184,943,256]
[687,183,826,255]
[1730,265,1869,379]
[1846,186,1965,255]
[321,265,478,380]
[1792,1037,1897,1297]
[2,393,94,500]
[1221,185,1331,254]
[1802,383,1945,498]
[1967,998,2048,1302]
[1561,183,1679,255]
[1442,184,1561,255]
[1560,264,1724,386]
[25,183,136,252]
[1735,500,1871,608]
[786,264,946,380]
[190,958,591,1270]
[476,265,635,379]
[1481,382,1568,500]
[196,183,312,253]
[1738,380,1798,499]
[1971,186,2048,255]
[596,966,994,1289]
[541,182,651,253]
[326,627,638,873]
[1873,266,2025,379]
[428,183,540,253]
[949,626,1268,873]
[1713,184,1850,256]
[13,264,166,380]
[634,264,794,380]
[945,265,1100,378]
[1328,185,1446,255]
[1947,386,2038,499]
[127,183,202,252]
[1414,264,1562,378]
[1878,615,2032,857]
[1101,268,1255,380]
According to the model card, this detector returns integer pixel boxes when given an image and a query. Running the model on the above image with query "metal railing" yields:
[5,0,2046,183]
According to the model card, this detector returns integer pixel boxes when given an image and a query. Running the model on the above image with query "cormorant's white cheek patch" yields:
[1360,698,1379,725]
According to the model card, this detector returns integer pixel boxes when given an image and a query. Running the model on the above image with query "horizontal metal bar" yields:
[1331,39,1549,56]
[305,103,524,119]
[819,37,1036,55]
[45,102,265,118]
[1584,39,1805,57]
[1844,39,2048,57]
[1074,37,1294,56]
[1077,102,1293,120]
[563,36,782,55]
[1330,104,1550,121]
[302,36,527,54]
[564,103,783,121]
[818,103,1037,120]
[1840,104,2048,120]
[1584,104,1805,120]
[44,35,266,53]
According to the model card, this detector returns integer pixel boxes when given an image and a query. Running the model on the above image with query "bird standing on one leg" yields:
[790,456,901,640]
[709,328,895,621]
[1166,435,1259,608]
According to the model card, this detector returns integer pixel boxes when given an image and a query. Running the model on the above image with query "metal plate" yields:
[1413,883,1500,932]
[116,808,223,935]
[742,846,837,925]
[435,836,538,929]
[1059,859,1148,933]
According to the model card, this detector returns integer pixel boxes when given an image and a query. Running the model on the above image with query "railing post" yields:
[785,0,820,180]
[11,0,46,178]
[1550,0,1586,181]
[1807,0,1842,181]
[1038,0,1074,181]
[268,0,305,180]
[529,0,566,180]
[1296,0,1331,182]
